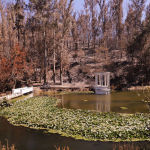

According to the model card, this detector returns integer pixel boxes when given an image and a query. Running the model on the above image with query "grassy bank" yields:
[38,90,94,96]
[0,97,150,142]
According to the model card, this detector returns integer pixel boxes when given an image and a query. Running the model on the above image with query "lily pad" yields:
[84,100,88,101]
[120,107,128,110]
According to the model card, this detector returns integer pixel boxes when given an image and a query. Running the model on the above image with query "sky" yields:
[21,0,150,18]
[73,0,84,12]
[73,0,150,12]
[23,0,149,13]
[72,0,150,20]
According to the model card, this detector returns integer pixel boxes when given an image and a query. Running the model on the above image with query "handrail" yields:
[0,86,33,100]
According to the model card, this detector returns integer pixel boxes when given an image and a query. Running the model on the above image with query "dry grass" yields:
[113,142,140,150]
[0,140,16,150]
[0,140,148,150]
[54,142,143,150]
[54,145,71,150]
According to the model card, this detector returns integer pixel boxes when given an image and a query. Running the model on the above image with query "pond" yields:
[0,91,150,150]
[0,116,150,150]
[55,91,149,113]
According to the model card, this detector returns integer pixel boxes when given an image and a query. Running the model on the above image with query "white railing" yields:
[21,87,33,95]
[0,86,33,100]
[12,87,33,95]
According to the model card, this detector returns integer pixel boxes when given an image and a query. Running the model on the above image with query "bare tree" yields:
[83,0,91,49]
[110,0,123,51]
[88,0,98,50]
[145,3,150,24]
[125,0,146,62]
[0,0,6,53]
[97,0,108,48]
[57,0,74,85]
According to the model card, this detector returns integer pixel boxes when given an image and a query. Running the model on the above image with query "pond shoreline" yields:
[1,116,150,150]
[1,114,150,143]
[34,84,150,94]
[0,96,150,142]
[0,84,149,99]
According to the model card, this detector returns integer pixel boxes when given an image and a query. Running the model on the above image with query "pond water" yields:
[0,116,150,150]
[0,91,150,150]
[56,91,149,113]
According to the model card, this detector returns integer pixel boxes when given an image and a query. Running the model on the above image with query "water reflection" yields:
[57,94,111,112]
[96,94,111,112]
[13,91,149,113]
[57,91,149,113]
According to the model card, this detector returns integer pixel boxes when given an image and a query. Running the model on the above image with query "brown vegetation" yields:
[55,145,71,150]
[0,44,33,92]
[0,140,149,150]
[54,143,148,150]
[0,0,150,92]
[0,140,16,150]
[113,142,139,150]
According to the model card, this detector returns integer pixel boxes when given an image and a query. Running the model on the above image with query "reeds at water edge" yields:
[0,139,16,150]
[55,142,148,150]
[0,140,149,150]
[113,142,140,150]
[54,145,70,150]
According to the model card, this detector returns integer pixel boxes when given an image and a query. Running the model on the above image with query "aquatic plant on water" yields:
[0,97,150,141]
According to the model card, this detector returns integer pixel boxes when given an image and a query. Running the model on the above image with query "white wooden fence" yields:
[0,86,33,100]
[12,87,33,95]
